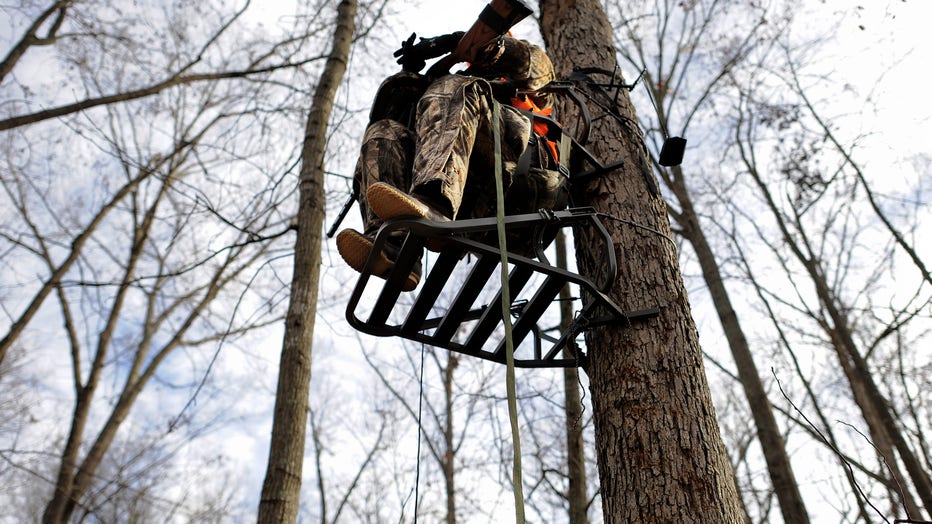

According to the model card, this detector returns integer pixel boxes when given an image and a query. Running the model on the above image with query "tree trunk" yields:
[43,173,175,523]
[257,1,356,522]
[443,352,458,524]
[43,393,91,523]
[539,1,743,521]
[557,231,590,524]
[739,130,932,518]
[833,337,922,518]
[817,275,931,518]
[670,170,810,523]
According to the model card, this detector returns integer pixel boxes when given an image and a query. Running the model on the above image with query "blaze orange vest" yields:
[510,96,560,164]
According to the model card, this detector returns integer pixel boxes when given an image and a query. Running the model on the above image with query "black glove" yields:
[393,32,465,73]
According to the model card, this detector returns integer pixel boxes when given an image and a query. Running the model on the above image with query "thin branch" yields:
[0,55,327,131]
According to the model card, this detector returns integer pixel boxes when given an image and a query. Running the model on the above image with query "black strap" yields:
[478,1,532,36]
[557,129,571,178]
[478,5,511,34]
[513,107,571,174]
[326,177,360,238]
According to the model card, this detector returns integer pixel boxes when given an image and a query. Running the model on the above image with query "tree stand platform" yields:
[345,207,659,368]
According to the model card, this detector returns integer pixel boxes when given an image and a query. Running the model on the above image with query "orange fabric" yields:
[510,96,559,163]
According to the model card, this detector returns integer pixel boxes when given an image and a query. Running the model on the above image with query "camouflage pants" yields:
[354,73,537,233]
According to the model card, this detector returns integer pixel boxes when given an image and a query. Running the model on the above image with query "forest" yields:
[1,0,929,522]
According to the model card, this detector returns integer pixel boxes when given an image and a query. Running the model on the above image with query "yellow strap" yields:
[492,98,525,523]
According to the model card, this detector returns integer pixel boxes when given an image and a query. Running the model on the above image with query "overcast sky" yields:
[3,0,930,521]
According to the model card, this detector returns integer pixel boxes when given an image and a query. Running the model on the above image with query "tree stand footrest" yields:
[345,207,658,368]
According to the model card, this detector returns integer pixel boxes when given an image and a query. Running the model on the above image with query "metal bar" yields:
[367,234,425,326]
[493,276,565,358]
[420,306,486,331]
[401,247,464,335]
[541,324,582,361]
[326,178,359,238]
[431,254,499,344]
[344,209,659,369]
[462,265,534,354]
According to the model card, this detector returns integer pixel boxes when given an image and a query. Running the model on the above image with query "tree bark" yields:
[442,352,458,524]
[539,1,743,521]
[257,0,356,522]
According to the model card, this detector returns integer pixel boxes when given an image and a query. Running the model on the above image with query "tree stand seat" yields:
[345,207,658,368]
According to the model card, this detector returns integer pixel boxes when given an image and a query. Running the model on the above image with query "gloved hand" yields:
[393,32,465,73]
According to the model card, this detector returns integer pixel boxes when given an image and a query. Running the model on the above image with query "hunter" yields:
[337,0,568,291]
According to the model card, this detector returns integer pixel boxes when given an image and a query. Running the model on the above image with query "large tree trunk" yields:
[257,1,356,521]
[539,1,743,521]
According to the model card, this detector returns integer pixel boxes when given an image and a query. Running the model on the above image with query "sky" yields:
[798,1,932,170]
[3,0,931,521]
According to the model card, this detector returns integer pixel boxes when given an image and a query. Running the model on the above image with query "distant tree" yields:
[518,232,593,523]
[0,0,341,520]
[303,401,390,524]
[258,0,357,521]
[31,107,292,522]
[557,231,591,524]
[361,338,499,523]
[731,55,932,517]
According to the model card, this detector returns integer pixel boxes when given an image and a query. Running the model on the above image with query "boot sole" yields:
[367,183,448,252]
[336,229,419,292]
[368,182,433,221]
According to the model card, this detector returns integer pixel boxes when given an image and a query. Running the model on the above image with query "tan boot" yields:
[367,182,452,222]
[336,229,421,292]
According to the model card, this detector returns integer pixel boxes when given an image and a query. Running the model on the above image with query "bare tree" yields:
[602,1,812,521]
[303,401,390,524]
[0,1,335,134]
[732,89,931,519]
[0,0,336,366]
[518,232,593,523]
[360,337,498,523]
[539,0,744,520]
[720,22,932,518]
[1,0,342,520]
[557,231,590,524]
[37,110,289,523]
[0,0,70,83]
[258,0,357,521]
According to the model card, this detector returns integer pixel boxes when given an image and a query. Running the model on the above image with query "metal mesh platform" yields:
[345,207,658,368]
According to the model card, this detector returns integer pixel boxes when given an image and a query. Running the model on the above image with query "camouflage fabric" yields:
[465,35,556,109]
[352,119,416,234]
[410,73,532,220]
[353,36,563,233]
